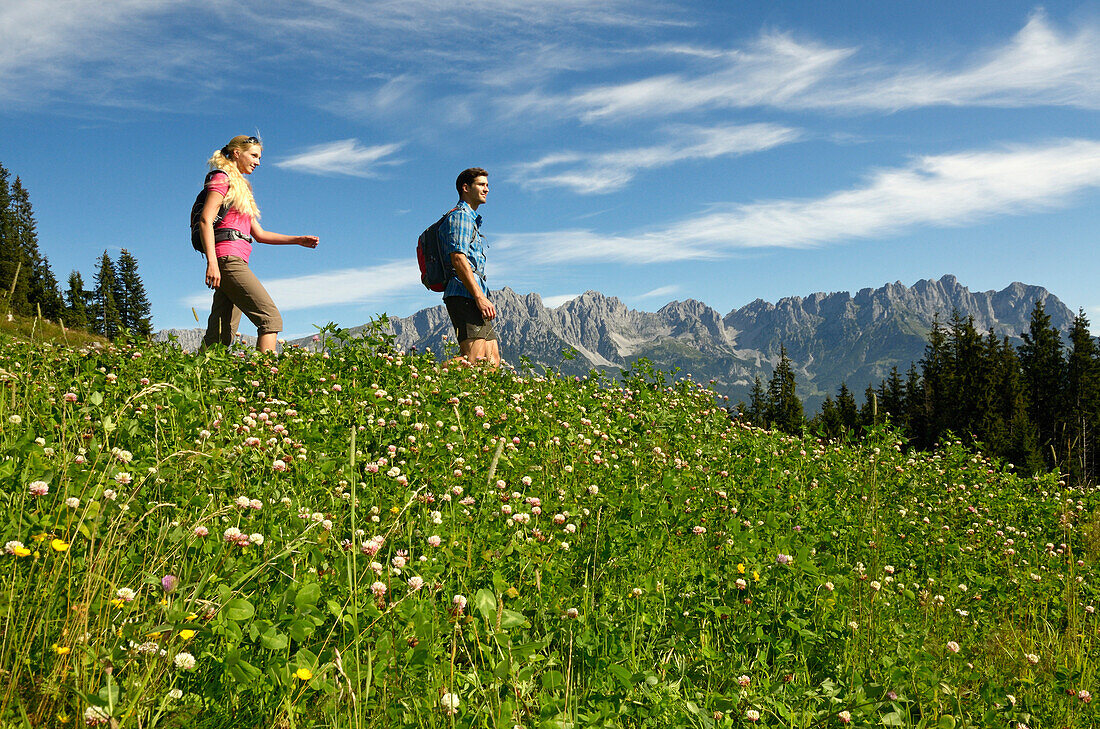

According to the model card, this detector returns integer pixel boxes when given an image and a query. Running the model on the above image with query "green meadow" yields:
[0,324,1095,728]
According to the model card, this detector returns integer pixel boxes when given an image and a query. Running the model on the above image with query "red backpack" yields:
[416,206,459,291]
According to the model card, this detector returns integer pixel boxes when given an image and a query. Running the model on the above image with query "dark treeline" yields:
[748,303,1099,484]
[0,161,152,339]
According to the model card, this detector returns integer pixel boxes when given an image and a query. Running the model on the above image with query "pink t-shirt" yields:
[206,171,254,262]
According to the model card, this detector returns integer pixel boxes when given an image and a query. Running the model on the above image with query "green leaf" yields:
[295,582,321,610]
[223,598,255,621]
[500,609,527,629]
[881,712,905,727]
[474,588,496,622]
[608,664,633,689]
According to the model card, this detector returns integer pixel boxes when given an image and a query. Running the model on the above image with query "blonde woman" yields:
[197,135,318,352]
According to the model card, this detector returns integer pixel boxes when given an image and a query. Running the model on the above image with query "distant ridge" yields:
[157,276,1074,410]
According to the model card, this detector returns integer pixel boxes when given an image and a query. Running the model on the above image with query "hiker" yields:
[196,135,318,352]
[439,167,500,367]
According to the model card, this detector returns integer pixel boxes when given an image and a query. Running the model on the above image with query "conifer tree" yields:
[747,376,767,427]
[1019,301,1065,465]
[10,177,63,320]
[92,251,122,340]
[65,271,90,330]
[1065,310,1100,484]
[765,346,803,433]
[837,383,859,432]
[0,163,28,314]
[115,249,152,336]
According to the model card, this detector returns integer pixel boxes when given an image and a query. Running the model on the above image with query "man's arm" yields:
[450,253,496,321]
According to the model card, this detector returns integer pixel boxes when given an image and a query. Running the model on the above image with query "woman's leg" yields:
[215,257,284,351]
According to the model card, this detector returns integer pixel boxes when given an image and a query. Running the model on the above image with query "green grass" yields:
[0,322,1095,728]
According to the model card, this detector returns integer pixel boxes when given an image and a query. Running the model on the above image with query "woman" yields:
[198,135,318,352]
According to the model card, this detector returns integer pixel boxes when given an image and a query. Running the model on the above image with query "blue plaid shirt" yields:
[439,201,487,299]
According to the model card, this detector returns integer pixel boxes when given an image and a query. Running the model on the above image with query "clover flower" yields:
[427,535,442,548]
[738,675,750,687]
[745,708,760,722]
[408,575,425,592]
[440,692,460,715]
[839,710,851,723]
[84,705,110,726]
[116,587,136,602]
[946,641,960,653]
[28,481,49,496]
[174,652,196,670]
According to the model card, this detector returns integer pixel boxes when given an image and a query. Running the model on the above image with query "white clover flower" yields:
[174,652,196,670]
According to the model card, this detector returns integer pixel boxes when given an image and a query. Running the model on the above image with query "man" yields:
[439,167,500,367]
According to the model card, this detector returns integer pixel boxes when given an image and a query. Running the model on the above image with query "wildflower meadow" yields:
[0,323,1096,728]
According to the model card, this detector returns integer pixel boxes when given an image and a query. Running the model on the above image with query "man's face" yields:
[463,176,489,207]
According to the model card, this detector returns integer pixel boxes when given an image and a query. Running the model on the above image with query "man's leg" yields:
[461,337,500,367]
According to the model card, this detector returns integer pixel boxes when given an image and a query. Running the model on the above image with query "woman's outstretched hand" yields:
[296,236,319,249]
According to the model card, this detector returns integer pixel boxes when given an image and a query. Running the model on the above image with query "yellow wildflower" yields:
[737,563,746,574]
[753,570,760,582]
[52,644,70,655]
[32,533,48,542]
[110,599,124,608]
[179,630,196,640]
[13,546,31,557]
[390,506,400,514]
[50,539,69,552]
[185,613,198,621]
[295,667,313,681]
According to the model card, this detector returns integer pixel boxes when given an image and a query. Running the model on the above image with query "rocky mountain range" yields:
[157,275,1075,411]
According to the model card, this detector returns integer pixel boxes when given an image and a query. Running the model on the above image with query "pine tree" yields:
[65,271,90,330]
[115,249,152,336]
[919,315,951,448]
[0,163,28,315]
[837,383,859,432]
[92,251,122,340]
[765,346,803,433]
[816,395,843,439]
[10,177,63,320]
[1019,301,1065,466]
[747,376,767,427]
[1065,310,1100,484]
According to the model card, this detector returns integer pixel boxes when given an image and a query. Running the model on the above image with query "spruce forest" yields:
[0,161,151,339]
[749,305,1100,486]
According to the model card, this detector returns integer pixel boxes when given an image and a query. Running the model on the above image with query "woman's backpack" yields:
[189,170,228,253]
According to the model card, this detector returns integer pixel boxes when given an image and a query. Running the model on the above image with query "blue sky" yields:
[2,0,1099,338]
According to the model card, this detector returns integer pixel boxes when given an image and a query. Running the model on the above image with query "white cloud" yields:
[512,123,802,194]
[518,12,1100,123]
[637,285,680,300]
[496,139,1100,264]
[275,139,404,177]
[541,293,582,308]
[185,261,420,311]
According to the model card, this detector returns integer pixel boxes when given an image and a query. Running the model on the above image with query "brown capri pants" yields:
[444,295,498,343]
[201,255,283,347]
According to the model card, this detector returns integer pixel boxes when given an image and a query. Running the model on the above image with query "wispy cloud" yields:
[637,285,680,300]
[185,261,420,311]
[516,11,1100,123]
[512,123,802,194]
[495,139,1100,264]
[541,293,582,308]
[275,139,405,177]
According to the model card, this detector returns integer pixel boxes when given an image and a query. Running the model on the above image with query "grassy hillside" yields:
[0,323,1096,728]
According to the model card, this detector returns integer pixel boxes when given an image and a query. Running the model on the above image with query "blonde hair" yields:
[205,135,261,220]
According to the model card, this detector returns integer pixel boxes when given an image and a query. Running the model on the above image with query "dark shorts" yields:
[444,296,498,343]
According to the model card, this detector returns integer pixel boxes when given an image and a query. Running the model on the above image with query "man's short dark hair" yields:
[456,167,489,194]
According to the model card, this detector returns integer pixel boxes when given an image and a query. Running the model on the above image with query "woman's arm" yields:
[199,190,225,289]
[251,220,319,248]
